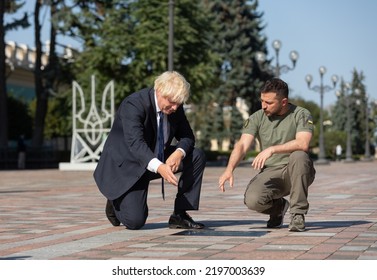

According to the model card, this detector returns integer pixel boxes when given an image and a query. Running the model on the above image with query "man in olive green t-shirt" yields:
[219,78,316,232]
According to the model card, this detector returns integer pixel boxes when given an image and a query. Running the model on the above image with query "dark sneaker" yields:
[289,214,305,232]
[267,199,289,228]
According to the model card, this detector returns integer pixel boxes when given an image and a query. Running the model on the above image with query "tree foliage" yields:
[205,0,271,113]
[331,69,371,156]
[228,105,244,149]
[194,0,272,150]
[4,0,286,155]
[54,0,217,107]
[32,0,56,148]
[290,96,320,148]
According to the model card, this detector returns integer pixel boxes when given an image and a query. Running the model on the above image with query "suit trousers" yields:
[111,146,206,230]
[244,151,316,216]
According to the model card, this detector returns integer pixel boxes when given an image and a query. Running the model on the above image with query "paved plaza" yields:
[1,160,377,260]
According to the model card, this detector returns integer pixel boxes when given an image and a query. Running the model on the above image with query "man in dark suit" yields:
[94,71,206,230]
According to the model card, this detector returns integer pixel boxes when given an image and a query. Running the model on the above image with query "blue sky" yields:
[5,0,377,106]
[257,0,377,106]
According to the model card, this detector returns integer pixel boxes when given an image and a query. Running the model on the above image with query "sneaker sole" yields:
[289,226,305,232]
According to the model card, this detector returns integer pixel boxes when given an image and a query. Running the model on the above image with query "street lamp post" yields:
[256,39,299,78]
[305,66,338,164]
[168,0,174,71]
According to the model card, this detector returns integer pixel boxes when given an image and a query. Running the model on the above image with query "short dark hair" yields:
[260,78,289,99]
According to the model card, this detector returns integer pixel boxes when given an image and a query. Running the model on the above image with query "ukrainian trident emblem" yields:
[70,75,114,163]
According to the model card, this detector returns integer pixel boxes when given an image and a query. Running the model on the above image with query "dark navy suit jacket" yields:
[93,87,195,200]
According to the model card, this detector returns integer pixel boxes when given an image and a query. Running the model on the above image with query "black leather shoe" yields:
[168,212,205,229]
[105,200,120,226]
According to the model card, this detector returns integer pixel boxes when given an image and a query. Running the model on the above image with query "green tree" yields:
[55,0,217,106]
[31,0,45,147]
[30,0,275,155]
[189,104,212,150]
[228,104,244,149]
[350,69,368,155]
[332,70,368,156]
[210,104,225,150]
[130,0,218,103]
[32,0,64,148]
[29,93,71,141]
[290,96,320,148]
[205,0,271,114]
[56,1,135,105]
[52,0,220,152]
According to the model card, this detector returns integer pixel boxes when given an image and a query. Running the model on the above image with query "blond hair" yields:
[154,71,190,104]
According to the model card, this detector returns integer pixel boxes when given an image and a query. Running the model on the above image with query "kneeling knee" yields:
[123,216,147,230]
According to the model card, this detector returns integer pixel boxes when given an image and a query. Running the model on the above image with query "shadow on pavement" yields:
[306,220,372,230]
[0,256,32,260]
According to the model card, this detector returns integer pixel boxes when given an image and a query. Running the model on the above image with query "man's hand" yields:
[157,164,178,186]
[251,147,273,170]
[217,134,254,192]
[166,150,183,173]
[218,169,234,192]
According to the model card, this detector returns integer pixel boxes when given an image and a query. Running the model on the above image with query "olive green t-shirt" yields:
[242,104,314,167]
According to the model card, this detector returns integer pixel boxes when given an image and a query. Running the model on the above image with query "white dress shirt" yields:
[147,92,185,173]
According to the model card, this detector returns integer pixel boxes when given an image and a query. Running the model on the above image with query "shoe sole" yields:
[168,224,205,229]
[289,220,305,232]
[289,226,305,232]
[169,224,184,229]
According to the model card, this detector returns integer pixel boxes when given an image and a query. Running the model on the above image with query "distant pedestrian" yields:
[17,135,26,169]
[336,144,342,161]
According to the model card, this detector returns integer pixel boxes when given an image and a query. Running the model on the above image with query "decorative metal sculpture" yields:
[70,75,114,163]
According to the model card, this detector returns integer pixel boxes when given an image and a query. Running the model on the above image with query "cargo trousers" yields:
[244,151,316,216]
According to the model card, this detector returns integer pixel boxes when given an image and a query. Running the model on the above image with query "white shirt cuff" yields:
[147,158,163,173]
[177,148,186,158]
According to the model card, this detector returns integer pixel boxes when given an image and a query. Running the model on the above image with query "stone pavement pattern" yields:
[1,161,377,260]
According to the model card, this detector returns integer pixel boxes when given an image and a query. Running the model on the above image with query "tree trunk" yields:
[0,0,8,148]
[32,0,47,148]
[43,1,58,95]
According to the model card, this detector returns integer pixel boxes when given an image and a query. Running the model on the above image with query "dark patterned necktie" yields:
[158,111,165,200]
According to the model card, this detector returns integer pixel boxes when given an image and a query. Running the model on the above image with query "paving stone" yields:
[1,161,377,260]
